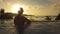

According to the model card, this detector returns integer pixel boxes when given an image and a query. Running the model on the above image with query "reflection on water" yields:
[0,19,60,34]
[0,19,16,34]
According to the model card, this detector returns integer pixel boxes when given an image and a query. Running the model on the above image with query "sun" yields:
[11,4,21,13]
[10,4,28,14]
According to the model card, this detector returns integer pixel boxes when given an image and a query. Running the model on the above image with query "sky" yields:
[0,0,60,16]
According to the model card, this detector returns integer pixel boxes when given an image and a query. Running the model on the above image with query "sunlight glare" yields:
[11,4,21,13]
[11,4,28,14]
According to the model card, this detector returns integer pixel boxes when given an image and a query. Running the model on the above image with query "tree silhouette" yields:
[55,13,60,20]
[0,8,5,14]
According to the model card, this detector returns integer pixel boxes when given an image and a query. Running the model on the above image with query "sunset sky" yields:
[0,0,60,16]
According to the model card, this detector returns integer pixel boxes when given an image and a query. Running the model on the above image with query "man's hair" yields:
[20,7,24,12]
[18,7,24,14]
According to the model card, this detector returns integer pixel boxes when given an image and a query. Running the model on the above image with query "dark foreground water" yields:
[0,19,60,34]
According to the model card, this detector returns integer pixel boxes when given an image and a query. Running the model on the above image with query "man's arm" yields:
[23,17,31,28]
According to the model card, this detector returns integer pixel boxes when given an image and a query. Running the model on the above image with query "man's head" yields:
[18,7,24,15]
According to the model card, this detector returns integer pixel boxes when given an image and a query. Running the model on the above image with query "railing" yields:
[25,16,56,20]
[31,20,60,22]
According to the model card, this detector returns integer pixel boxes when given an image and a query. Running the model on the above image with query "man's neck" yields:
[18,14,23,16]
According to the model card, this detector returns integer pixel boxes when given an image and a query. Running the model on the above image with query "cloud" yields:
[20,0,45,5]
[19,0,55,6]
[51,0,60,12]
[0,0,60,15]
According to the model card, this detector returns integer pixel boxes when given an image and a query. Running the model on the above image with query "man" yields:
[14,7,31,34]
